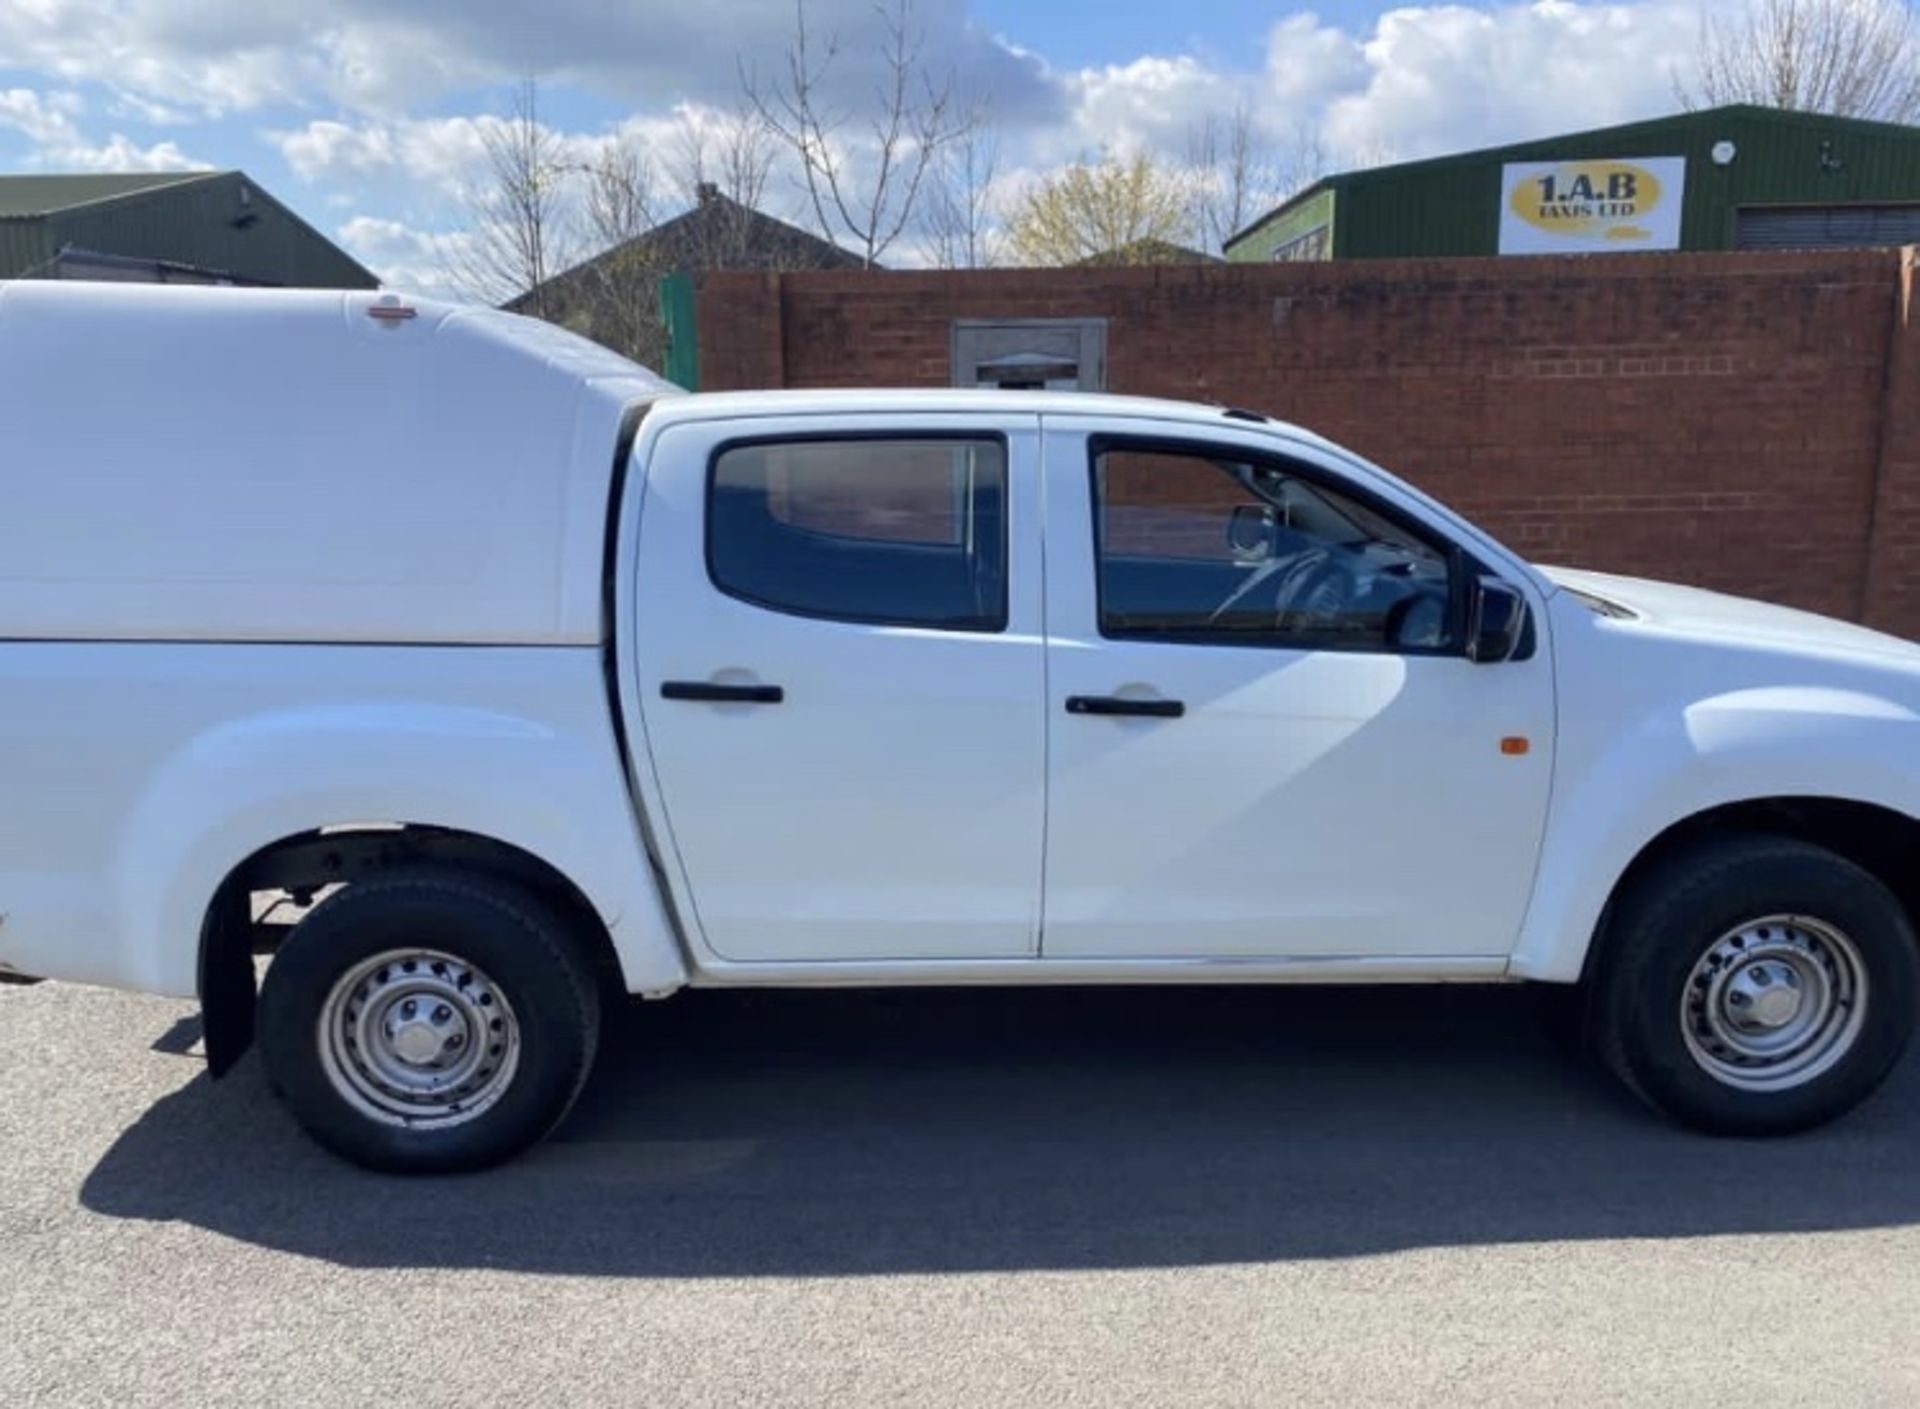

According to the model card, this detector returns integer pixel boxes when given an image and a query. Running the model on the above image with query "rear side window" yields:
[709,437,1008,631]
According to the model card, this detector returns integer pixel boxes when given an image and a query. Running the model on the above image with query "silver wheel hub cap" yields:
[1680,916,1867,1093]
[1724,961,1803,1030]
[317,949,521,1129]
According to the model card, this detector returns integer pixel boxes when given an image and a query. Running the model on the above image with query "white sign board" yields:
[1498,156,1686,254]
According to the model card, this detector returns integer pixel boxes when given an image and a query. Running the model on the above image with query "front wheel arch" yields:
[1579,796,1920,988]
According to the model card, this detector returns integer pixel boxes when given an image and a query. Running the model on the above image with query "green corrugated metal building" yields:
[1225,105,1920,262]
[0,171,376,288]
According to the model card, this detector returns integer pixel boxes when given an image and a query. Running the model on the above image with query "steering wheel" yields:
[1208,546,1352,631]
[1269,549,1353,633]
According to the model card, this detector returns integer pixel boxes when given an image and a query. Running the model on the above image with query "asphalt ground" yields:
[3,977,1918,1406]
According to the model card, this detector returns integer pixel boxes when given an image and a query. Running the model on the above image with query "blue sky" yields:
[0,1,1710,288]
[969,0,1384,68]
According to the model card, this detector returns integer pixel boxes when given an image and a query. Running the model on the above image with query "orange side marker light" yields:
[1501,736,1531,756]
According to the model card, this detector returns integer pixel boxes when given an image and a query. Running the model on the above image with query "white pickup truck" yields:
[3,281,1917,1172]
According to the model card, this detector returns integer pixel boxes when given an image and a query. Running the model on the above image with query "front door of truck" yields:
[632,414,1046,964]
[1038,420,1556,962]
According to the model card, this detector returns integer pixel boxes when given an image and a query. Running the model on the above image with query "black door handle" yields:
[1065,695,1184,719]
[661,681,785,704]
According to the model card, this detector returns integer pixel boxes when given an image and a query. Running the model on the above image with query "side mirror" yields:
[1468,576,1529,663]
[1226,504,1276,560]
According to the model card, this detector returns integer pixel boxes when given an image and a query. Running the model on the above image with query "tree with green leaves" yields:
[1003,150,1196,267]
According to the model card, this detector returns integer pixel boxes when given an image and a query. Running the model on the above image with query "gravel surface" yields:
[3,978,1917,1407]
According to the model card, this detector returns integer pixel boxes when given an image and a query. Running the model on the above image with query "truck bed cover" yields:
[0,282,678,644]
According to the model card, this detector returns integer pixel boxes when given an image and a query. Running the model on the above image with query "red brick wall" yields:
[695,250,1920,635]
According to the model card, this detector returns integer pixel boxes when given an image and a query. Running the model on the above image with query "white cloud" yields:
[107,92,204,126]
[270,101,821,264]
[0,87,84,145]
[278,106,739,194]
[273,117,490,196]
[0,85,209,169]
[1042,2,1708,177]
[294,107,749,293]
[1319,1,1701,161]
[0,1,306,117]
[334,212,457,292]
[0,0,1058,122]
[0,1,1721,163]
[1057,55,1257,159]
[1265,13,1372,108]
[55,132,209,171]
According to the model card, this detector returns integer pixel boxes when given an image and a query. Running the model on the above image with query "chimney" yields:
[696,182,719,206]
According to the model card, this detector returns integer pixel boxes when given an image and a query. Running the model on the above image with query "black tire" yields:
[258,867,602,1173]
[1593,833,1918,1135]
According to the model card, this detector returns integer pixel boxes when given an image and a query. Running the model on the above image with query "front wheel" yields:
[1593,835,1918,1135]
[258,868,602,1173]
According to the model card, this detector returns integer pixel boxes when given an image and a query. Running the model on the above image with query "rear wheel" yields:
[258,868,602,1173]
[1593,835,1918,1135]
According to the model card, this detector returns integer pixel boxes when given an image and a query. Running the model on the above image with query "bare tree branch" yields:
[672,102,782,267]
[584,138,655,253]
[923,113,1000,268]
[442,79,579,311]
[743,0,974,267]
[1680,0,1920,122]
[1186,110,1331,255]
[503,101,836,367]
[569,135,661,362]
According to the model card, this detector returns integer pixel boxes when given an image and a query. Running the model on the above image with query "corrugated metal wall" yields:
[44,173,375,289]
[1328,107,1920,258]
[0,221,54,278]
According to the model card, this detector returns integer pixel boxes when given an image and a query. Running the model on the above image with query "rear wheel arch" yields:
[198,822,626,1078]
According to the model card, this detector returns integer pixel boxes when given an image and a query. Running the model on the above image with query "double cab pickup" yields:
[2,282,1915,1170]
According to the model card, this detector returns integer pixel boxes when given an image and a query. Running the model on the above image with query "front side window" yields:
[710,437,1007,631]
[1093,443,1455,652]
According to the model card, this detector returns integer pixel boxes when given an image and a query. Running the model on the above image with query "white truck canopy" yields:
[0,282,679,644]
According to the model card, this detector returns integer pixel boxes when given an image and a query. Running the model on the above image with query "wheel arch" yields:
[198,822,672,1078]
[1541,796,1920,989]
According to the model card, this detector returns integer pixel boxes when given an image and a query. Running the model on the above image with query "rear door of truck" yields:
[630,411,1046,965]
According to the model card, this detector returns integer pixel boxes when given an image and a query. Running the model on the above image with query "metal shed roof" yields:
[0,172,218,219]
[0,170,378,287]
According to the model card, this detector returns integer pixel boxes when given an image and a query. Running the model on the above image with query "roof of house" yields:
[1076,238,1223,266]
[0,171,221,219]
[509,188,866,313]
[1223,103,1920,251]
[649,188,868,269]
